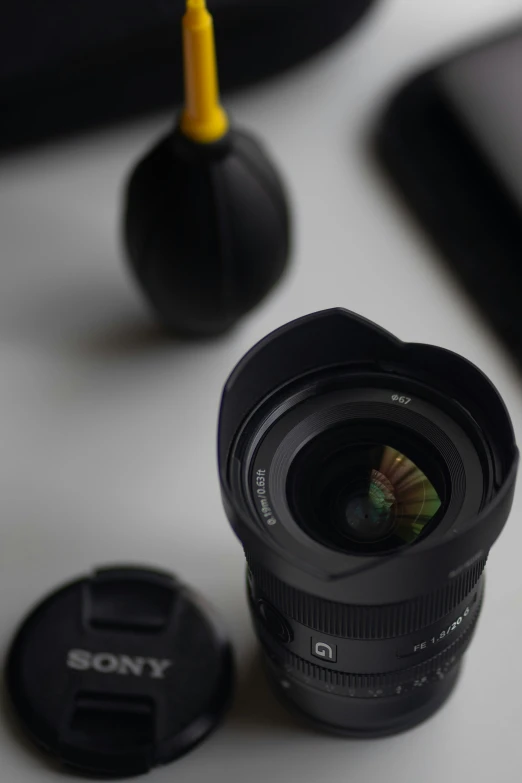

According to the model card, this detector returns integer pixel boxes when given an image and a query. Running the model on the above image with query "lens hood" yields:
[218,309,518,604]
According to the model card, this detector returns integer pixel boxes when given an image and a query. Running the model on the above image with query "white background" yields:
[1,0,521,780]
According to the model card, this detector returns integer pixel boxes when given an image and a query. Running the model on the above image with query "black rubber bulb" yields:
[123,0,291,337]
[124,127,291,337]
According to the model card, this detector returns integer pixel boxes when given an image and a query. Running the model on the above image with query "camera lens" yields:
[218,309,518,736]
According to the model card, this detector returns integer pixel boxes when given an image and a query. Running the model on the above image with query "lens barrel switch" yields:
[258,600,293,645]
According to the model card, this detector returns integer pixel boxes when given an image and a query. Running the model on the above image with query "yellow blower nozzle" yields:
[180,0,229,144]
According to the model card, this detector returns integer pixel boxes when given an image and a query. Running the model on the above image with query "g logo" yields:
[312,639,337,663]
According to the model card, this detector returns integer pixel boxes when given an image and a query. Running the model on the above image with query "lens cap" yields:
[6,566,234,778]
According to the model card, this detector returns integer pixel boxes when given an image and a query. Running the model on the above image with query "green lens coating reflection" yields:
[288,431,446,553]
[362,446,442,543]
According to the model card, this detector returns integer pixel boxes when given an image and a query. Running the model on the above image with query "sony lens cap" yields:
[6,566,234,778]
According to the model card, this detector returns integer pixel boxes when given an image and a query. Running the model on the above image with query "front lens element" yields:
[288,427,445,554]
[336,445,442,545]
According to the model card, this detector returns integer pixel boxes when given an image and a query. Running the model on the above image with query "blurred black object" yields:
[376,24,522,365]
[124,129,291,337]
[0,0,377,150]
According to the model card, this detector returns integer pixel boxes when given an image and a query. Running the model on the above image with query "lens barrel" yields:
[218,309,518,735]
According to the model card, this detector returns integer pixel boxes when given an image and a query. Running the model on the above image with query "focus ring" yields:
[247,555,486,640]
[266,602,481,698]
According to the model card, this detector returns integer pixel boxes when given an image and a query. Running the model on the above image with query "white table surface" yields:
[1,0,522,780]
